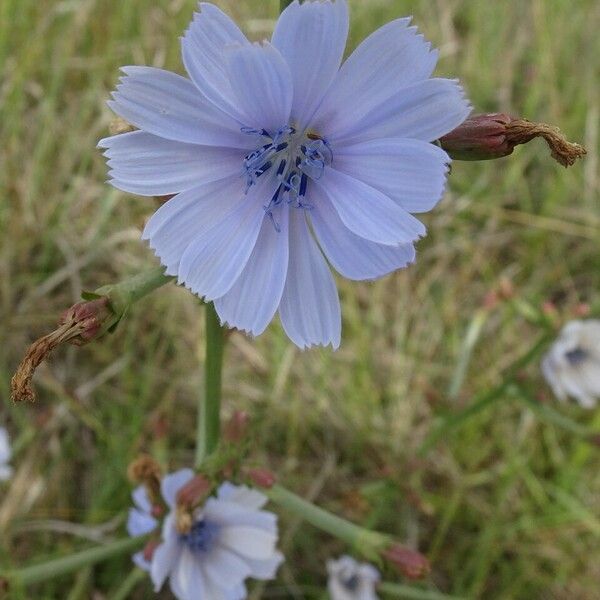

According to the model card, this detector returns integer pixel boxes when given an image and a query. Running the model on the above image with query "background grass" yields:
[1,0,599,597]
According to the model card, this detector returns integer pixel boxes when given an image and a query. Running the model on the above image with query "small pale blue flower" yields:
[99,1,471,349]
[144,470,283,600]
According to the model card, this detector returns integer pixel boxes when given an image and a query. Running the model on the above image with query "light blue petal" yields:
[229,584,247,600]
[107,66,250,148]
[278,210,341,350]
[203,548,252,592]
[204,498,277,532]
[272,0,348,128]
[309,186,415,280]
[98,131,243,196]
[142,177,245,276]
[332,138,450,213]
[329,78,470,145]
[226,43,293,132]
[311,17,438,134]
[181,3,250,123]
[243,552,284,580]
[132,551,151,573]
[0,428,11,463]
[214,204,289,336]
[151,534,181,592]
[127,508,158,537]
[131,484,152,513]
[172,549,206,600]
[315,169,426,245]
[161,468,195,509]
[177,177,272,301]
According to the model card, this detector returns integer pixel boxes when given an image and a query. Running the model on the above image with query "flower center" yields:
[242,125,333,230]
[180,520,219,553]
[341,573,360,591]
[565,347,588,366]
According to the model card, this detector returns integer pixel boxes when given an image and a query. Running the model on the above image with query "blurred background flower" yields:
[542,320,600,408]
[327,555,380,600]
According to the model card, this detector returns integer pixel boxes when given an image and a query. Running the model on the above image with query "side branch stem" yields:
[0,536,146,590]
[266,484,388,560]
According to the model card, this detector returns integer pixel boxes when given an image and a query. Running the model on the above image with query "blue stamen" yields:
[180,520,219,554]
[299,173,308,198]
[276,159,287,176]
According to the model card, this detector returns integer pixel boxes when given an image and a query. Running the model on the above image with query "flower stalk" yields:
[194,302,226,468]
[0,536,147,592]
[266,484,388,561]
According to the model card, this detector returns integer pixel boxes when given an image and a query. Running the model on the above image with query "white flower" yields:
[148,469,283,600]
[0,427,13,481]
[327,555,380,600]
[542,319,600,408]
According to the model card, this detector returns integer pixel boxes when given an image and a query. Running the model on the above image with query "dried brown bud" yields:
[382,544,430,580]
[59,298,112,346]
[176,474,212,509]
[246,468,277,489]
[439,113,586,167]
[10,297,114,402]
[127,455,163,506]
[223,410,250,443]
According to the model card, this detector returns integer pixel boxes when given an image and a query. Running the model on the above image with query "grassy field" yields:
[1,0,599,597]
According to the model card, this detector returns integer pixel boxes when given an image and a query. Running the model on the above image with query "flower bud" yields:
[176,474,212,509]
[439,113,586,167]
[439,113,515,161]
[58,297,113,346]
[382,544,430,580]
[246,468,277,489]
[223,410,250,443]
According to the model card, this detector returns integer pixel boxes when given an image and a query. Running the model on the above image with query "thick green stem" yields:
[95,266,172,317]
[0,536,146,590]
[195,302,225,468]
[266,484,388,560]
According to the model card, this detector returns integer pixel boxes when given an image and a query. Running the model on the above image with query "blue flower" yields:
[127,469,283,600]
[99,1,470,349]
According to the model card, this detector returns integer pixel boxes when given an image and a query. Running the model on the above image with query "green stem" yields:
[95,266,172,314]
[379,582,466,600]
[1,536,146,589]
[418,331,553,455]
[266,484,388,560]
[280,0,294,10]
[195,302,225,468]
[109,568,147,600]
